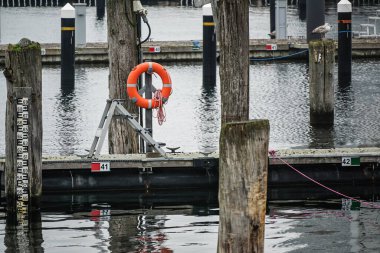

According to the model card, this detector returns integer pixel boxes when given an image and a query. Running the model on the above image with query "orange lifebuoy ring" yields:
[126,62,172,109]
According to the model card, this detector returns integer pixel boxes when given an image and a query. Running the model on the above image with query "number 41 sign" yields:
[91,162,111,172]
[342,157,360,167]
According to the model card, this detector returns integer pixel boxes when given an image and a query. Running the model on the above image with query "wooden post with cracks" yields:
[309,39,335,125]
[4,38,42,226]
[216,1,268,252]
[107,0,139,154]
[217,0,250,124]
[218,120,269,253]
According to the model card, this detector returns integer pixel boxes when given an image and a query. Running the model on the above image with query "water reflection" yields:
[108,213,139,251]
[134,214,172,252]
[4,211,44,253]
[335,84,355,145]
[268,184,380,201]
[55,85,79,155]
[43,190,217,252]
[337,80,355,105]
[41,190,218,211]
[266,198,380,252]
[196,83,220,152]
[308,124,335,149]
[1,190,380,252]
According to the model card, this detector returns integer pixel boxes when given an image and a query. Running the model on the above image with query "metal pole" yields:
[136,13,145,153]
[61,3,75,88]
[202,3,217,86]
[338,0,352,86]
[275,0,287,39]
[145,68,153,153]
[73,3,86,47]
[306,0,325,41]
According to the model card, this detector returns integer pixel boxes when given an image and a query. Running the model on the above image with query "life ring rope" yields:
[153,90,166,125]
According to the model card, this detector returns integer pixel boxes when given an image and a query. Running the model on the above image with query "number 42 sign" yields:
[91,162,111,172]
[342,157,360,167]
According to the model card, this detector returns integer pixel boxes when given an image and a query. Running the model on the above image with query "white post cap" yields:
[338,0,352,13]
[203,3,213,16]
[61,3,75,19]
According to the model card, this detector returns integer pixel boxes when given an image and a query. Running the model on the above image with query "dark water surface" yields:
[1,4,380,154]
[0,192,379,252]
[1,60,380,155]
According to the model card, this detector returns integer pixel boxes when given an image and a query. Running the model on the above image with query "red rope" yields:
[269,149,380,209]
[153,90,166,125]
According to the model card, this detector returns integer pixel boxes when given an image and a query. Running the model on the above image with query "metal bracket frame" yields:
[88,99,167,159]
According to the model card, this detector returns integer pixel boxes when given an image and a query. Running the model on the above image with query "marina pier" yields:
[1,38,380,65]
[1,148,379,199]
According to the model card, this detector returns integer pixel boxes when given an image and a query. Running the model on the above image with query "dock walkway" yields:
[0,148,379,195]
[1,39,380,64]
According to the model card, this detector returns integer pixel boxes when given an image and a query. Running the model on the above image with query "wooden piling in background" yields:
[217,0,249,124]
[218,120,269,253]
[309,39,335,125]
[107,0,139,154]
[4,38,42,225]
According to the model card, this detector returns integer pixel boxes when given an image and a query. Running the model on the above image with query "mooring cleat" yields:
[77,153,90,158]
[199,151,213,157]
[167,146,180,153]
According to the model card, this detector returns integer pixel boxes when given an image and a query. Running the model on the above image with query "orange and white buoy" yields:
[126,62,172,109]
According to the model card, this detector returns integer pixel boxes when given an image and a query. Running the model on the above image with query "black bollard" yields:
[270,0,276,37]
[338,0,352,86]
[61,3,75,88]
[298,0,306,21]
[306,0,325,41]
[96,0,105,20]
[202,3,217,86]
